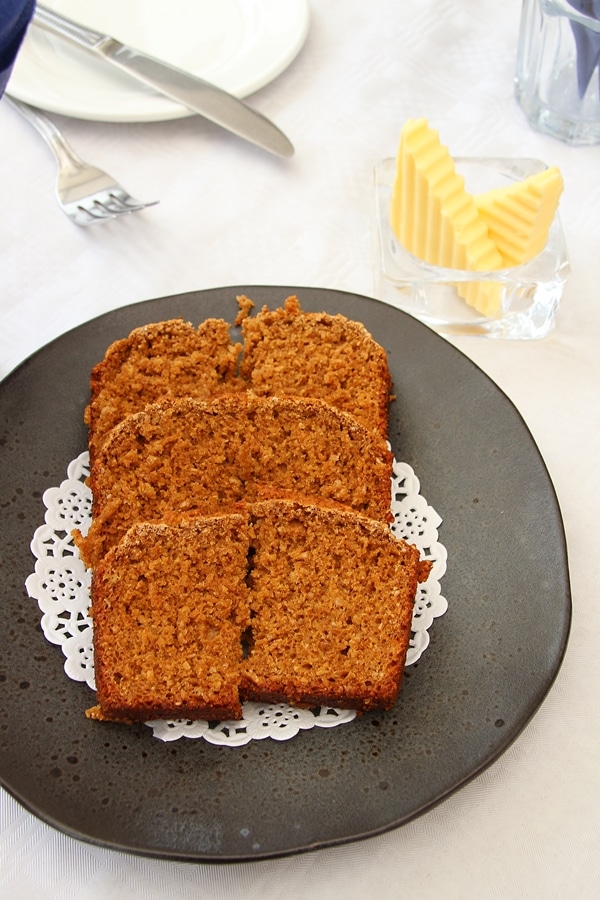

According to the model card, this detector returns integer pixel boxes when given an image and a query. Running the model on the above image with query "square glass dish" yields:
[373,156,570,339]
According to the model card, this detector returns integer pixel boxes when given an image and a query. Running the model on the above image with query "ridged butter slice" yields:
[390,119,504,316]
[475,167,564,267]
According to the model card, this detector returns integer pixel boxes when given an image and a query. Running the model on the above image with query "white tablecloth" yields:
[1,1,599,897]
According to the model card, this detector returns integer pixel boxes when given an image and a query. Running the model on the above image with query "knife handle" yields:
[34,3,106,50]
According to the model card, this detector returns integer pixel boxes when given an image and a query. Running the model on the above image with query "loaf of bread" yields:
[76,394,393,568]
[85,318,241,461]
[239,295,392,440]
[87,501,430,722]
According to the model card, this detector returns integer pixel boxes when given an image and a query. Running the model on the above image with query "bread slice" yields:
[87,501,430,723]
[239,295,392,440]
[83,300,392,460]
[89,515,250,722]
[241,499,429,711]
[76,394,393,568]
[85,318,241,461]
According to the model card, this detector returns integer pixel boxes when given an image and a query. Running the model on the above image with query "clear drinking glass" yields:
[515,0,600,145]
[373,157,570,340]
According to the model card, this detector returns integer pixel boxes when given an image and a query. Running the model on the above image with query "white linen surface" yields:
[1,1,599,897]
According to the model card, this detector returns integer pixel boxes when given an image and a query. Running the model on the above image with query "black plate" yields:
[0,286,571,861]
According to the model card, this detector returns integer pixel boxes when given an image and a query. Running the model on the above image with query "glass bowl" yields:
[373,156,570,339]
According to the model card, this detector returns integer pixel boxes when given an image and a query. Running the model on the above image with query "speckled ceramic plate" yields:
[0,286,571,861]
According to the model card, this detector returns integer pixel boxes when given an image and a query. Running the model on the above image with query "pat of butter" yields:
[475,167,564,267]
[390,119,504,316]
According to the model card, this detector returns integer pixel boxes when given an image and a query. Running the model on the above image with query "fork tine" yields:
[120,199,160,211]
[105,194,159,212]
[76,197,157,223]
[77,204,115,222]
[91,201,133,217]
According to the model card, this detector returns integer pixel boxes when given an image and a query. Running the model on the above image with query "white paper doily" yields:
[25,452,447,744]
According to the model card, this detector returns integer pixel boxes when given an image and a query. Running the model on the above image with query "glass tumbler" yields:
[515,0,600,144]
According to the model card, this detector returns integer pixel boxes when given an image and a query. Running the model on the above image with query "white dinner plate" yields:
[8,0,310,122]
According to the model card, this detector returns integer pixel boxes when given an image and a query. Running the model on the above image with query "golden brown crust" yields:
[77,394,393,568]
[85,318,242,461]
[239,296,392,440]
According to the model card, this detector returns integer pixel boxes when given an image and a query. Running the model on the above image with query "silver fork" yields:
[5,95,158,226]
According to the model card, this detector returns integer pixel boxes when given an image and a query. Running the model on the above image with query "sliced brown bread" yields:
[83,300,392,460]
[76,394,393,568]
[241,499,430,711]
[88,515,250,722]
[239,295,392,440]
[87,501,431,723]
[85,318,241,461]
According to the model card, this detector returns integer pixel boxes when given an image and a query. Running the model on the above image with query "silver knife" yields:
[32,4,294,158]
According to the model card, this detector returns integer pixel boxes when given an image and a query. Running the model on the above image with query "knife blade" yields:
[32,4,294,158]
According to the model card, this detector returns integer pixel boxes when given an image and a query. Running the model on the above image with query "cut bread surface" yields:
[86,317,242,461]
[84,296,392,458]
[88,502,430,722]
[77,394,393,568]
[90,515,250,723]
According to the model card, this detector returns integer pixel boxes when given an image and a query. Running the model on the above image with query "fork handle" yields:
[5,95,86,174]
